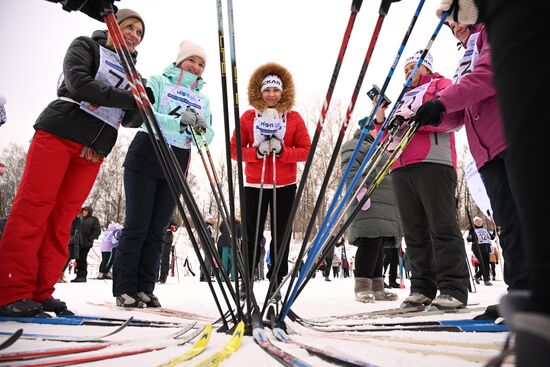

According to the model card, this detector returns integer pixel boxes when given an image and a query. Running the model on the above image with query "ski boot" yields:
[430,294,465,310]
[0,299,47,317]
[137,291,161,307]
[116,293,146,308]
[400,292,433,309]
[41,298,75,316]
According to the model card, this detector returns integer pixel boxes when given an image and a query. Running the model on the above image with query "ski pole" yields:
[261,0,366,313]
[101,3,237,328]
[214,0,244,321]
[270,0,396,317]
[250,155,268,293]
[226,0,258,319]
[279,0,425,319]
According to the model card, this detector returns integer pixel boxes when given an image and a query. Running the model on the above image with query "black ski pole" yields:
[101,3,237,328]
[214,0,243,319]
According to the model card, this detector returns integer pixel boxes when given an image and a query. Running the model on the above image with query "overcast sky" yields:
[0,0,465,159]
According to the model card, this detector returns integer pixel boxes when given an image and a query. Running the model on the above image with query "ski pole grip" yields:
[351,0,363,13]
[99,0,116,18]
[379,0,394,16]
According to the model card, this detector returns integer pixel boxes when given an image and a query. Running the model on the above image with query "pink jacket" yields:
[385,73,458,172]
[437,23,507,170]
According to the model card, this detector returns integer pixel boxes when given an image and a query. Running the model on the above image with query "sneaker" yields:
[431,294,466,310]
[484,281,493,286]
[474,277,481,285]
[71,277,86,283]
[401,292,433,307]
[116,293,146,308]
[41,298,73,314]
[137,292,161,307]
[0,299,44,317]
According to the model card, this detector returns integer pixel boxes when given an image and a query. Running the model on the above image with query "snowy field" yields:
[0,259,510,367]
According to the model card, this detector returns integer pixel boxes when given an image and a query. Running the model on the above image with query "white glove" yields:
[436,0,478,24]
[269,137,283,156]
[257,140,270,159]
[262,108,279,119]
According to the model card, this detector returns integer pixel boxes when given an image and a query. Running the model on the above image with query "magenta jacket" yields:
[437,23,507,170]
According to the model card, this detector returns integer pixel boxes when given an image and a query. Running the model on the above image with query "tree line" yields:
[0,102,486,233]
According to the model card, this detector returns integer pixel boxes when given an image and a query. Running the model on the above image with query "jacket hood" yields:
[81,206,93,217]
[162,63,204,92]
[247,62,295,112]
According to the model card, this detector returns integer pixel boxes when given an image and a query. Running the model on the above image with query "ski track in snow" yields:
[0,270,511,367]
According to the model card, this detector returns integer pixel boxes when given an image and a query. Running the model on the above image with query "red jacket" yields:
[230,109,311,186]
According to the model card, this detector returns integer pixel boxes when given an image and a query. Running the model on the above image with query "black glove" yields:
[145,87,155,105]
[414,99,445,127]
[47,0,119,22]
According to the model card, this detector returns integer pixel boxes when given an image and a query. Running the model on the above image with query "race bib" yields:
[157,82,206,149]
[80,46,128,129]
[388,82,430,151]
[253,116,286,147]
[453,31,481,84]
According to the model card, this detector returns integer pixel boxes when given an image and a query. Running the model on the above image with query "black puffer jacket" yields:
[34,30,140,157]
[80,206,101,248]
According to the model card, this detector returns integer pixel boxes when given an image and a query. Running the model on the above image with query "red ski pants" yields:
[0,130,102,306]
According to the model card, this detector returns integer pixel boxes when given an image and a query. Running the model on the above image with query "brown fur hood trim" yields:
[247,62,295,112]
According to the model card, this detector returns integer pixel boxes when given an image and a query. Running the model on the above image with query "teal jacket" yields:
[141,63,213,148]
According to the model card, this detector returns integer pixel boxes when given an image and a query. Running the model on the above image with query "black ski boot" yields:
[116,293,146,308]
[137,291,161,307]
[41,298,75,315]
[473,304,501,320]
[0,299,45,317]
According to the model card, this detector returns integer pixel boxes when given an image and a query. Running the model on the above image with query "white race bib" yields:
[388,82,431,151]
[453,31,481,84]
[80,46,128,129]
[253,115,286,147]
[156,82,206,149]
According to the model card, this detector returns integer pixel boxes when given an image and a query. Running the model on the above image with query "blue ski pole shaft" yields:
[282,10,452,321]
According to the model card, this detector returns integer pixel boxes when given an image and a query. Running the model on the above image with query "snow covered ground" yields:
[0,260,509,367]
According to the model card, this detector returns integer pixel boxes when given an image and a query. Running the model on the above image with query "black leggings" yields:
[354,237,385,278]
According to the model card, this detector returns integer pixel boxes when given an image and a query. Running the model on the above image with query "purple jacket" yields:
[437,23,507,170]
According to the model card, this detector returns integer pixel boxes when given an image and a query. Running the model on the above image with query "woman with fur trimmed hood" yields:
[230,62,311,285]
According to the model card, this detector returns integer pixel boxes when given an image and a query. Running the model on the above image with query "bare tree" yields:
[0,143,27,218]
[292,98,347,240]
[84,136,129,227]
